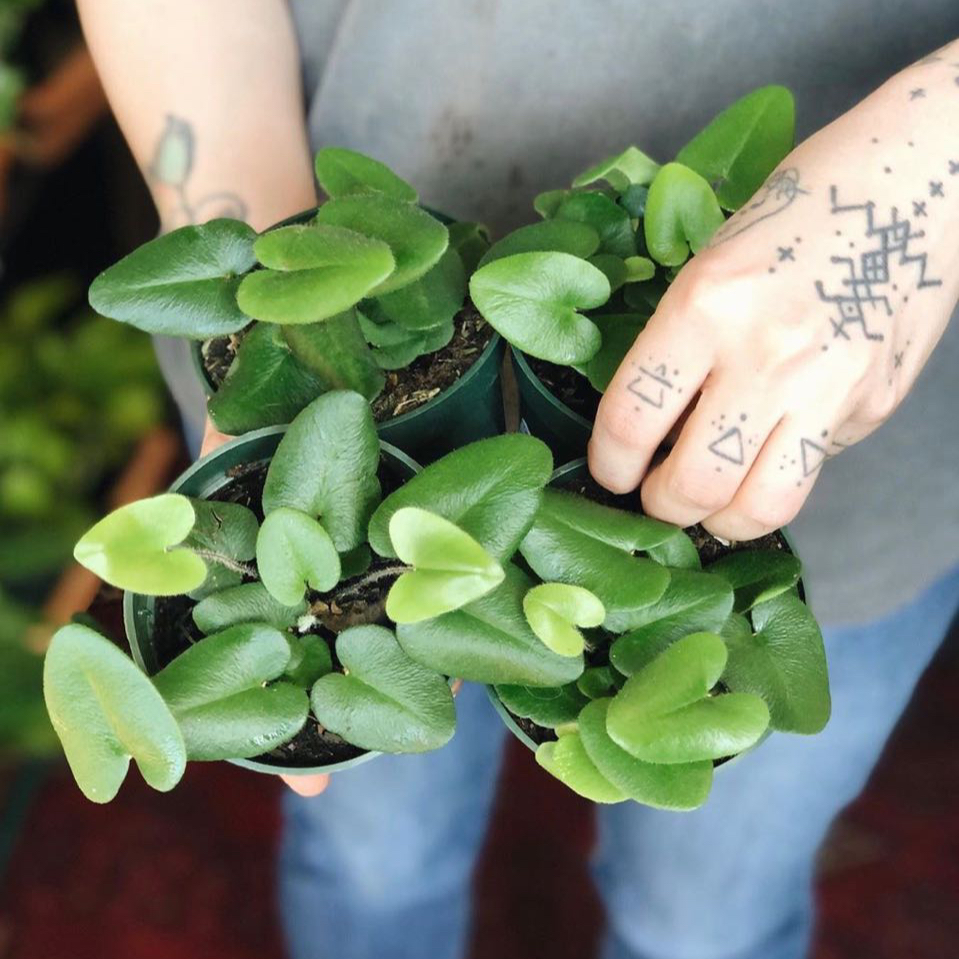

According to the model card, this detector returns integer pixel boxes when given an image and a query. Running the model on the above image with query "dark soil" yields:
[526,356,600,420]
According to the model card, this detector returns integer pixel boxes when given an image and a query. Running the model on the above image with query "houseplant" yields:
[87,147,504,461]
[469,85,797,460]
[43,391,557,802]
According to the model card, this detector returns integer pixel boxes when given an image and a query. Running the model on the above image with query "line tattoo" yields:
[710,168,809,246]
[627,362,678,409]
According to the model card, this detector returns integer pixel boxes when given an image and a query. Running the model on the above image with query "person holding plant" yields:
[76,3,959,959]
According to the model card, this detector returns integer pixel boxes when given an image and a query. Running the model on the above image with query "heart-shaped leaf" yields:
[88,219,256,338]
[646,528,701,570]
[607,632,769,763]
[262,391,381,552]
[523,583,605,657]
[315,194,448,295]
[448,221,491,274]
[555,192,636,258]
[369,434,552,561]
[43,624,186,803]
[385,508,505,624]
[73,493,207,595]
[314,147,418,202]
[310,625,454,752]
[236,224,396,324]
[721,592,830,734]
[396,563,584,687]
[535,728,627,803]
[371,320,454,370]
[284,635,333,688]
[256,507,342,606]
[584,313,648,393]
[533,189,571,219]
[470,251,610,365]
[578,698,713,810]
[193,581,307,634]
[644,163,726,266]
[495,681,589,728]
[518,490,671,632]
[374,247,466,331]
[153,624,308,760]
[477,220,600,268]
[184,498,259,599]
[706,548,801,612]
[572,146,661,191]
[676,85,795,211]
[610,568,734,674]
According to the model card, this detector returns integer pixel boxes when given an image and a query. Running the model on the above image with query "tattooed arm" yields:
[589,40,959,541]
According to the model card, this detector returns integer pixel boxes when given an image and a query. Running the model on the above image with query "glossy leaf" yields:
[88,219,256,338]
[469,252,610,365]
[284,635,333,688]
[495,681,589,728]
[368,434,553,562]
[73,494,207,595]
[385,508,505,624]
[43,624,186,803]
[375,247,466,331]
[184,498,259,599]
[706,548,801,612]
[584,313,647,393]
[536,728,626,803]
[477,220,600,268]
[623,256,656,282]
[644,163,725,266]
[314,146,417,202]
[587,254,628,293]
[572,146,661,191]
[646,528,702,570]
[577,665,620,700]
[523,583,605,657]
[153,624,308,760]
[192,581,306,634]
[533,189,571,219]
[555,192,636,258]
[310,625,454,753]
[256,507,342,606]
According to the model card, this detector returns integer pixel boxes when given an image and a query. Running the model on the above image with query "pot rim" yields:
[510,346,593,432]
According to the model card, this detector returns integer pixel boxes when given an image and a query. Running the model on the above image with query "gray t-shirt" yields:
[282,0,959,625]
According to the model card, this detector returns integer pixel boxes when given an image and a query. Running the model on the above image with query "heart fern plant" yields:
[87,148,497,442]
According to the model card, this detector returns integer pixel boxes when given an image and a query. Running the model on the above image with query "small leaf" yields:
[448,221,491,274]
[469,252,610,365]
[256,508,342,606]
[192,581,306,634]
[73,494,207,595]
[43,624,186,803]
[314,147,418,202]
[375,247,466,331]
[477,220,600,268]
[572,146,661,191]
[310,625,455,753]
[184,498,259,599]
[523,583,605,657]
[644,163,726,266]
[386,508,505,624]
[536,729,626,803]
[584,313,647,393]
[495,681,589,728]
[555,192,636,258]
[236,224,396,324]
[623,256,656,283]
[587,254,628,293]
[153,624,308,760]
[706,548,801,612]
[618,184,649,218]
[339,544,373,579]
[88,220,256,338]
[533,189,571,219]
[646,528,701,570]
[284,635,334,688]
[577,665,619,700]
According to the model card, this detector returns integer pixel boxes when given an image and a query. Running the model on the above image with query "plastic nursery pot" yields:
[512,347,592,464]
[122,425,420,778]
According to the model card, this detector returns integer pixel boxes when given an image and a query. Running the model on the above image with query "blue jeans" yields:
[278,566,959,959]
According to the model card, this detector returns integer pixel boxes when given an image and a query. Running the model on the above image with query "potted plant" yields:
[87,147,504,462]
[42,391,557,803]
[468,85,796,461]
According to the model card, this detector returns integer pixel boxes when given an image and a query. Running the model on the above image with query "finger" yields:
[281,773,330,797]
[640,380,785,528]
[451,678,463,696]
[200,418,233,458]
[589,315,714,493]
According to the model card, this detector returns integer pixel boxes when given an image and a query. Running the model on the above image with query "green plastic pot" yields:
[512,348,592,463]
[122,425,420,777]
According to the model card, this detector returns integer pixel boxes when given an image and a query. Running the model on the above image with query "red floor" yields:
[1,632,956,959]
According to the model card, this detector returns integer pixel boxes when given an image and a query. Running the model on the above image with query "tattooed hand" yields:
[589,41,959,541]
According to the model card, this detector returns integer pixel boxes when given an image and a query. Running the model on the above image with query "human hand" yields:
[589,58,959,540]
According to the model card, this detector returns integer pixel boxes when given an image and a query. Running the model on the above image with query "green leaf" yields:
[315,194,448,295]
[192,581,306,634]
[369,434,553,562]
[385,508,505,624]
[256,508,342,606]
[375,247,466,331]
[184,498,259,599]
[609,568,735,675]
[722,592,830,734]
[43,624,186,803]
[578,698,713,810]
[643,163,726,266]
[523,583,605,657]
[207,324,328,434]
[310,625,454,753]
[587,254,628,294]
[469,251,609,365]
[477,220,600,268]
[706,548,802,612]
[153,624,308,760]
[676,85,795,211]
[646,528,701,570]
[340,544,373,579]
[73,494,207,595]
[555,192,636,258]
[448,221,491,274]
[584,313,647,393]
[607,632,769,764]
[262,391,381,552]
[396,563,584,687]
[572,146,661,191]
[236,224,395,325]
[577,665,620,700]
[536,729,626,803]
[518,490,671,632]
[88,219,256,338]
[314,146,418,202]
[284,635,334,688]
[623,256,656,283]
[619,185,649,219]
[533,189,572,219]
[495,681,589,728]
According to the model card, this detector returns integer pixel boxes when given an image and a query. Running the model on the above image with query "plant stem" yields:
[330,564,409,602]
[188,548,257,578]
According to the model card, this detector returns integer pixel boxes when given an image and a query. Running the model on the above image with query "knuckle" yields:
[665,468,733,514]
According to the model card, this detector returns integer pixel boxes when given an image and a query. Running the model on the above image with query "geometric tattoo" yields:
[628,363,676,408]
